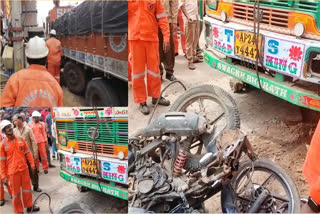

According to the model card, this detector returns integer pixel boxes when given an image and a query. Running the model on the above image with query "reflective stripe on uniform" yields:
[18,136,21,142]
[3,138,8,148]
[22,189,32,193]
[55,76,60,79]
[132,72,146,79]
[25,149,30,154]
[156,12,166,19]
[0,157,6,160]
[12,192,20,199]
[147,70,160,78]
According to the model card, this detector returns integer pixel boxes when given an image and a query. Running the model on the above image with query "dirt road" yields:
[1,159,127,213]
[128,38,318,212]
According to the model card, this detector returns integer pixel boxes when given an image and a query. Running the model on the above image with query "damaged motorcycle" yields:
[128,85,300,213]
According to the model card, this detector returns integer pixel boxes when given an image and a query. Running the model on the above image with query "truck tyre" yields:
[64,62,87,95]
[58,203,95,214]
[85,79,120,106]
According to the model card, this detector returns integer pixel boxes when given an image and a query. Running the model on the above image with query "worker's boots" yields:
[0,200,5,206]
[139,103,150,115]
[33,187,42,192]
[26,205,40,212]
[152,97,170,106]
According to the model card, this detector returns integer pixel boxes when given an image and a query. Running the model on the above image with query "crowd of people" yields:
[0,108,57,213]
[128,0,205,115]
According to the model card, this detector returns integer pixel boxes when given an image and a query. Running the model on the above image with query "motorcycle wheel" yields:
[170,85,240,171]
[231,159,300,213]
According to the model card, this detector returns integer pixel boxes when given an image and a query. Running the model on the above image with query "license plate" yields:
[81,158,100,176]
[235,31,262,61]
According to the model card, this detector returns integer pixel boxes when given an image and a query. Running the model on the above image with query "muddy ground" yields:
[128,38,319,212]
[0,159,128,213]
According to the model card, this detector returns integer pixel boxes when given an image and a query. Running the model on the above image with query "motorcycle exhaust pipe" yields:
[248,189,269,213]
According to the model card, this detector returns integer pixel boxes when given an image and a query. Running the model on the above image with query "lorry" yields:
[203,0,320,112]
[48,1,128,107]
[53,107,128,200]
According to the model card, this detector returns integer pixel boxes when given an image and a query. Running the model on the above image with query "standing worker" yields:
[129,0,171,115]
[46,29,63,84]
[301,120,320,213]
[12,114,42,192]
[159,0,178,82]
[28,111,49,174]
[0,133,11,206]
[1,36,63,108]
[180,0,202,70]
[0,120,40,213]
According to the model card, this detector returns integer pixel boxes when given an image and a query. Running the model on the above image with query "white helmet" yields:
[25,36,49,59]
[1,120,13,131]
[50,29,56,36]
[32,111,41,117]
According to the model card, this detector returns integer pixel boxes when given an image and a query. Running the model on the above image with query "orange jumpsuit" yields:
[1,64,63,108]
[129,0,170,103]
[0,134,11,201]
[0,135,35,213]
[174,9,186,55]
[28,121,48,171]
[46,37,64,84]
[303,120,320,204]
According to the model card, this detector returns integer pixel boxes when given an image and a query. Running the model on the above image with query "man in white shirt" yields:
[180,0,203,70]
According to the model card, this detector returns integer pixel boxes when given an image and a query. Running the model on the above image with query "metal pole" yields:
[11,0,24,72]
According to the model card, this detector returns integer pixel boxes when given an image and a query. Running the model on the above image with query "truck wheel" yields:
[58,203,95,214]
[64,62,87,95]
[85,79,120,106]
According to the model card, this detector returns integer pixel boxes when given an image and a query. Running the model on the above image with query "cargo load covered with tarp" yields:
[52,0,127,37]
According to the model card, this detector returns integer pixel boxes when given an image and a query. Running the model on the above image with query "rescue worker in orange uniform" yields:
[28,111,49,174]
[0,133,12,206]
[46,29,63,84]
[129,0,171,115]
[1,36,63,108]
[301,120,320,213]
[0,120,40,213]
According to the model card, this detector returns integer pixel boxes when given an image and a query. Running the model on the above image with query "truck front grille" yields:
[77,141,114,155]
[233,3,289,28]
[56,120,128,146]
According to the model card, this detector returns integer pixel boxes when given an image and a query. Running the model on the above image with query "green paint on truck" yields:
[60,171,128,200]
[204,51,320,112]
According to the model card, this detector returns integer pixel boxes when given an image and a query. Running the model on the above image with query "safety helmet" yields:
[1,120,13,131]
[32,111,41,117]
[25,36,49,59]
[50,29,56,36]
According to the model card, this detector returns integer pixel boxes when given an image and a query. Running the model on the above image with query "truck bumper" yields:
[60,170,128,200]
[204,50,320,112]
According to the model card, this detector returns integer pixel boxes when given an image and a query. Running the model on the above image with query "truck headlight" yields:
[294,22,304,37]
[221,10,228,23]
[59,135,67,146]
[70,146,75,154]
[118,151,125,160]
